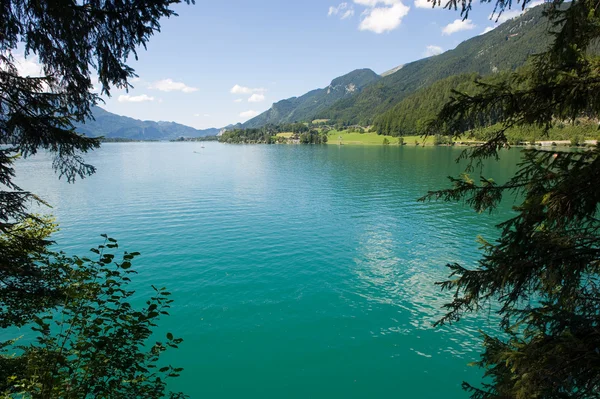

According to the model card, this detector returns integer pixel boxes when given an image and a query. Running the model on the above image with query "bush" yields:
[434,134,452,146]
[2,237,186,398]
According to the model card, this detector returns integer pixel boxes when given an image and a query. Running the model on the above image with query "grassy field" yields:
[278,128,598,147]
[326,131,437,145]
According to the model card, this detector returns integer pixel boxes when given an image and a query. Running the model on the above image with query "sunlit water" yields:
[14,143,522,398]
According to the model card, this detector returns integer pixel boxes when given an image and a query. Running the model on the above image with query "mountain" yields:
[243,68,381,128]
[372,72,488,136]
[75,107,219,140]
[317,5,553,125]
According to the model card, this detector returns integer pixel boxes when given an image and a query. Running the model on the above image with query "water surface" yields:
[15,143,521,398]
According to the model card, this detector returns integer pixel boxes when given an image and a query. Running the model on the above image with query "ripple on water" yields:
[13,143,521,399]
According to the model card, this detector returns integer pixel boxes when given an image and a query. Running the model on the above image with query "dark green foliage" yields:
[243,69,381,128]
[319,5,554,125]
[571,135,583,146]
[0,0,193,327]
[425,148,600,398]
[171,135,220,142]
[282,123,311,134]
[373,73,486,136]
[299,130,328,144]
[1,237,186,398]
[76,107,218,140]
[219,123,307,144]
[219,128,276,144]
[423,0,600,397]
[0,216,60,328]
[0,1,193,396]
[433,134,453,145]
[374,69,599,141]
[220,125,328,145]
[471,120,600,143]
[347,126,366,133]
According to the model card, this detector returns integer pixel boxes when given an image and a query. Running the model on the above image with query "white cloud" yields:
[240,110,259,118]
[481,26,495,34]
[442,18,475,35]
[414,0,434,8]
[341,9,355,18]
[234,98,243,103]
[150,78,198,93]
[424,45,443,56]
[329,3,355,19]
[13,54,44,77]
[359,2,410,33]
[230,84,266,95]
[194,113,211,117]
[354,0,399,5]
[118,94,155,103]
[329,3,345,15]
[248,93,265,103]
[4,54,53,93]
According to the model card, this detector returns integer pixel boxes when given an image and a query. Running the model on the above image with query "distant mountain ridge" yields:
[243,68,380,128]
[318,5,553,125]
[82,5,555,139]
[235,5,553,129]
[75,107,218,140]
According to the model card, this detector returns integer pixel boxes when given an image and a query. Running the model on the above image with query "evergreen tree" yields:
[423,0,600,397]
[0,1,193,396]
[0,0,192,327]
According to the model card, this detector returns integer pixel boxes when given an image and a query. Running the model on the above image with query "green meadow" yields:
[326,131,436,145]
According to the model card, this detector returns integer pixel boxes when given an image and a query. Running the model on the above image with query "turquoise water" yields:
[14,143,521,398]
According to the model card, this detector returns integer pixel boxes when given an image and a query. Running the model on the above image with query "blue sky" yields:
[18,0,542,129]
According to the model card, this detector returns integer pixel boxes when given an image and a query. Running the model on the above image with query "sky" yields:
[17,0,544,130]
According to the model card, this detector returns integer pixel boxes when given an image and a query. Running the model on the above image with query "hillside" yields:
[373,73,487,136]
[243,68,380,128]
[75,107,218,140]
[317,5,553,125]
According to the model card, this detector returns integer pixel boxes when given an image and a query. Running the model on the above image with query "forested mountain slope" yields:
[372,73,493,136]
[318,5,553,125]
[243,69,380,128]
[75,107,218,140]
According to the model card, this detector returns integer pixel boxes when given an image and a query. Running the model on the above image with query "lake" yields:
[14,143,522,398]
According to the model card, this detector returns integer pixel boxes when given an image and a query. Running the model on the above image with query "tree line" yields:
[219,124,328,144]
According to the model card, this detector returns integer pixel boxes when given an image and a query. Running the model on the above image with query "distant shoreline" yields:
[97,131,600,149]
